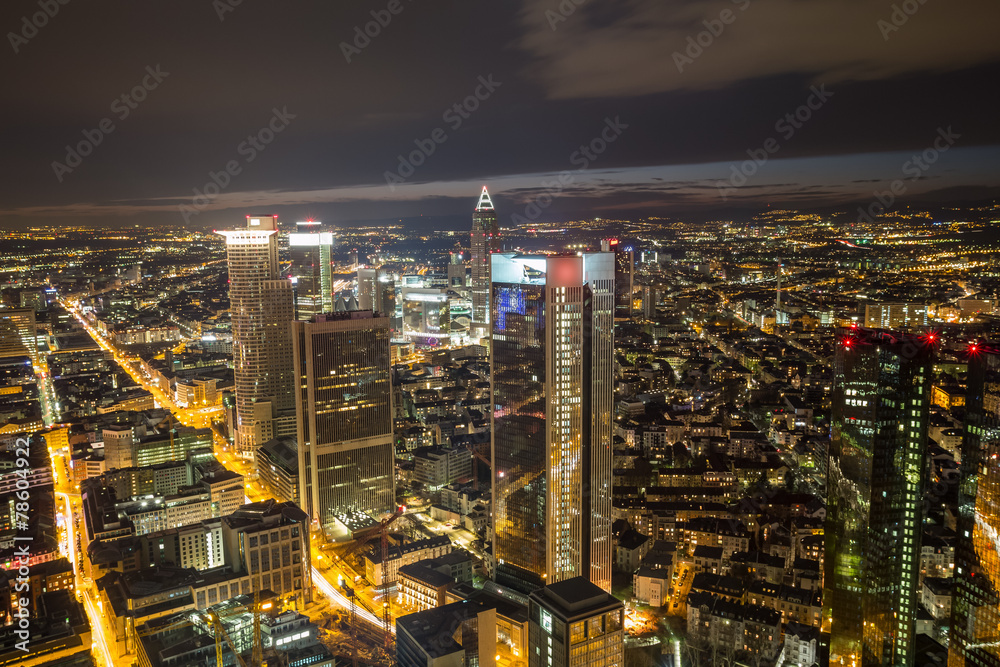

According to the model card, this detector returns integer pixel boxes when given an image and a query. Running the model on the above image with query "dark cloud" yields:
[519,0,1000,97]
[0,0,997,229]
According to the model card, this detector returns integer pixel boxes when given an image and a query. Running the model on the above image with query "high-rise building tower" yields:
[471,187,500,331]
[0,308,37,365]
[448,242,467,289]
[824,327,934,666]
[600,239,634,318]
[528,577,624,667]
[950,342,1000,666]
[490,252,614,594]
[218,215,296,460]
[289,221,334,321]
[357,267,398,331]
[292,311,395,534]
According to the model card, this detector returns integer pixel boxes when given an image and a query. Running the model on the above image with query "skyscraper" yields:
[600,239,634,318]
[218,215,296,460]
[292,311,395,534]
[949,342,1000,666]
[470,186,500,332]
[357,267,398,331]
[490,252,614,594]
[824,327,934,666]
[448,242,466,289]
[289,221,334,321]
[0,308,37,365]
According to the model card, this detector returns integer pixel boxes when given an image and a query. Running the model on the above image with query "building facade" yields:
[221,500,313,605]
[0,308,37,365]
[528,577,624,667]
[491,252,615,594]
[949,343,1000,666]
[600,239,634,318]
[292,311,395,533]
[863,302,928,330]
[289,223,334,320]
[470,187,500,331]
[219,215,296,459]
[824,328,934,666]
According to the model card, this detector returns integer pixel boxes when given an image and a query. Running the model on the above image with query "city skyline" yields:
[2,2,999,665]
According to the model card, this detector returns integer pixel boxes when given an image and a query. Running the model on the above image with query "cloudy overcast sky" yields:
[1,0,998,230]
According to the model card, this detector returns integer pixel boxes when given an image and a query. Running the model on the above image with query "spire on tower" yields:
[476,186,495,211]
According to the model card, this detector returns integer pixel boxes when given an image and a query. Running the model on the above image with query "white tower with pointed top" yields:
[470,186,499,332]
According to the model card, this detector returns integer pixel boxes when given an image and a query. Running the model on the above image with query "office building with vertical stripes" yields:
[292,311,395,534]
[490,252,615,595]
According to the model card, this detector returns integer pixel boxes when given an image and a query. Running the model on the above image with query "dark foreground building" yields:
[950,342,1000,666]
[824,328,934,666]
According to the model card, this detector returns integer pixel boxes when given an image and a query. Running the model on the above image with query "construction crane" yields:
[135,592,280,667]
[252,576,263,667]
[338,576,359,667]
[135,611,245,667]
[335,509,404,655]
[206,611,249,667]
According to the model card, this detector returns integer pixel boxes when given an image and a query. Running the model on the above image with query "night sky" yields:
[1,0,999,230]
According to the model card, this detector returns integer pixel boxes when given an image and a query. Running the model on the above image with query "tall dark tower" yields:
[824,327,934,666]
[950,341,1000,666]
[292,311,395,534]
[470,186,499,334]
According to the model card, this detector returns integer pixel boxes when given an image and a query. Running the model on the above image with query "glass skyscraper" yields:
[291,311,395,534]
[490,252,614,595]
[950,343,1000,666]
[219,215,296,459]
[289,222,334,321]
[0,308,37,366]
[471,187,500,331]
[600,239,634,318]
[824,327,934,666]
